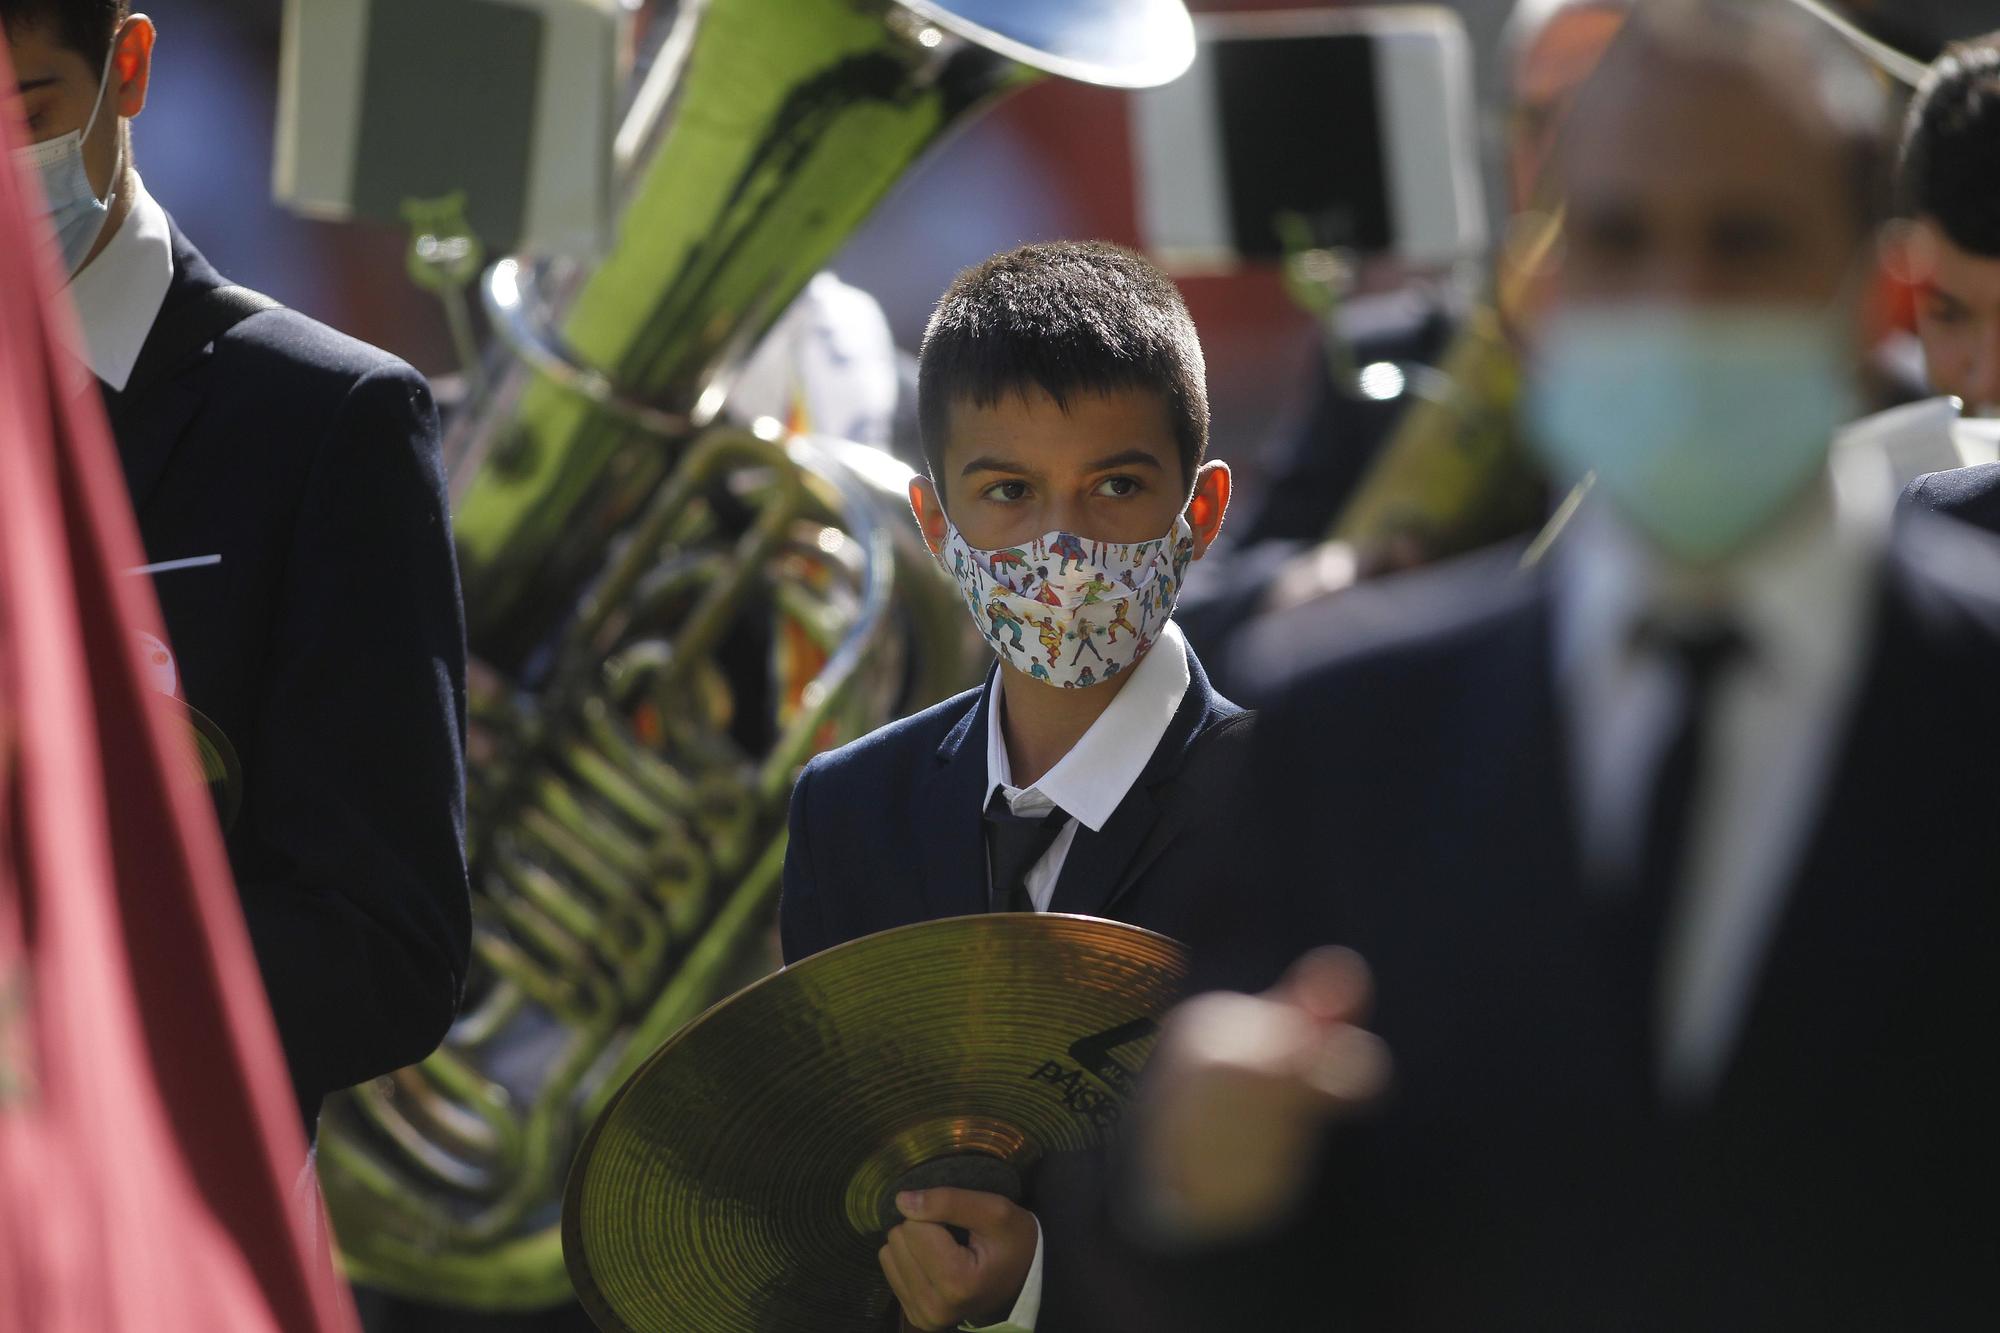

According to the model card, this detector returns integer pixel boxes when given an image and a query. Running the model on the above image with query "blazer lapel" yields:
[1045,646,1218,919]
[918,677,996,922]
[104,377,204,518]
[101,220,221,518]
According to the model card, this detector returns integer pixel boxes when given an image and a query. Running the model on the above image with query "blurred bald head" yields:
[1551,0,1890,312]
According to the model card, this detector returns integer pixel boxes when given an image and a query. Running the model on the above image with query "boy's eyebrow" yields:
[957,448,1168,477]
[14,76,61,96]
[959,455,1037,477]
[1084,449,1165,472]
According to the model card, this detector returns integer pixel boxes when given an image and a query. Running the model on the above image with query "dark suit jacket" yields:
[104,220,470,1130]
[780,641,1253,964]
[780,641,1259,1333]
[1902,459,2000,536]
[1131,520,2000,1332]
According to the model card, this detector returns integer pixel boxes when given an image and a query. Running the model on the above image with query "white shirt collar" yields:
[1554,450,1890,692]
[984,619,1193,833]
[58,172,173,392]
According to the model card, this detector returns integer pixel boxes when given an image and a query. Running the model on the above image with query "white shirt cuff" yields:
[960,1214,1044,1333]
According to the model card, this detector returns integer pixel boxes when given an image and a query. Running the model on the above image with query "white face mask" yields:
[1525,303,1859,563]
[940,516,1197,688]
[9,31,126,280]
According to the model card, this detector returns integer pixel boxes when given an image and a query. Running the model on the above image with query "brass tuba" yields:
[315,0,1196,1309]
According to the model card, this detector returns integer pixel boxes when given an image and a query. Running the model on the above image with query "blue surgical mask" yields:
[9,34,126,280]
[1525,304,1859,563]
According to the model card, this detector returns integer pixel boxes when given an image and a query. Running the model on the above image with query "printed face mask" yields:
[941,515,1197,688]
[10,32,125,280]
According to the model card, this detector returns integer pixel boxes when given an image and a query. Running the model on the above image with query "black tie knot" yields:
[984,791,1071,914]
[1633,617,1749,687]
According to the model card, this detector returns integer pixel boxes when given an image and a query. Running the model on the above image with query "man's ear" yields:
[908,475,949,559]
[1185,461,1232,560]
[113,16,156,118]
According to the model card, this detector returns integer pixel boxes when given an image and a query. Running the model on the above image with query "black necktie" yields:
[984,791,1072,914]
[1619,619,1749,1074]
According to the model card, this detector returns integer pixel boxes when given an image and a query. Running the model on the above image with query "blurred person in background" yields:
[1179,0,1633,684]
[1115,3,1999,1327]
[4,0,469,1138]
[1893,33,2000,527]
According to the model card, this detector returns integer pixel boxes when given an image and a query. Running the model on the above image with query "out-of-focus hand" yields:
[1133,946,1392,1243]
[879,1187,1038,1331]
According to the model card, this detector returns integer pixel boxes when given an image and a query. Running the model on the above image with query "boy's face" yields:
[5,16,151,201]
[908,386,1227,558]
[1901,217,2000,416]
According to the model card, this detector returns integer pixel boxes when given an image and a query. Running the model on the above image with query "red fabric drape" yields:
[0,55,358,1333]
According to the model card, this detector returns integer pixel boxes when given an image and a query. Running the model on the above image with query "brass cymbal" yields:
[563,912,1188,1333]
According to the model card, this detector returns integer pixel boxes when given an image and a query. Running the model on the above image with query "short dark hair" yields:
[916,241,1208,500]
[0,0,125,61]
[1900,33,2000,257]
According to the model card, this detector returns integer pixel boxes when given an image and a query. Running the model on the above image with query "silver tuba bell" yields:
[315,0,1196,1310]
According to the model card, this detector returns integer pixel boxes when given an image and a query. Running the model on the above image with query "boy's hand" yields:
[879,1187,1038,1331]
[1133,947,1392,1242]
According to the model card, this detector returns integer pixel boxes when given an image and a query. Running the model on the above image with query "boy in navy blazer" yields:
[780,241,1251,1332]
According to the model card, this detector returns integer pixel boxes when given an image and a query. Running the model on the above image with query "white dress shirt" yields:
[1553,454,1890,1103]
[983,619,1193,911]
[965,619,1191,1333]
[55,171,174,392]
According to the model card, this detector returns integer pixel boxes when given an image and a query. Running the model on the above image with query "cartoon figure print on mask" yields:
[946,517,1197,688]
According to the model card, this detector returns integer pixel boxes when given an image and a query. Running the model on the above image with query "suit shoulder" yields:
[1903,462,2000,525]
[797,684,984,791]
[1888,511,2000,645]
[213,304,428,406]
[1229,541,1540,703]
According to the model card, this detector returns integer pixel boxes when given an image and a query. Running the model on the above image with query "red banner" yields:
[0,55,358,1333]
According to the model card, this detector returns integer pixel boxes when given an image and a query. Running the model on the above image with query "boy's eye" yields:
[1094,475,1142,498]
[982,479,1030,502]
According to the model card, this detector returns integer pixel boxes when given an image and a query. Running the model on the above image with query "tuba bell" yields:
[314,0,1196,1310]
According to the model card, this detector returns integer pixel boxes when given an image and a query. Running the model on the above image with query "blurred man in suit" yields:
[1117,5,1999,1328]
[5,0,469,1134]
[1893,33,2000,526]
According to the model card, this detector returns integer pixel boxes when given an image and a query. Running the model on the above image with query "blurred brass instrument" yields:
[313,0,1195,1310]
[1328,209,1564,572]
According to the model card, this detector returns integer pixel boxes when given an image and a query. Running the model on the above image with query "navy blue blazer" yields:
[1116,518,2000,1331]
[780,639,1254,967]
[1903,459,2000,536]
[102,219,470,1129]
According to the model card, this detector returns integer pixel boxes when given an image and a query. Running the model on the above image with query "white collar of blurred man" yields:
[4,8,155,278]
[1518,0,1892,578]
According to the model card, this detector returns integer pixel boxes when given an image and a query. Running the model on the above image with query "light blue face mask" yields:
[1524,304,1860,564]
[9,34,126,280]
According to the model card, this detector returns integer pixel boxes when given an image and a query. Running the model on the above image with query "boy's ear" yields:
[114,16,156,118]
[1186,461,1232,559]
[908,476,949,559]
